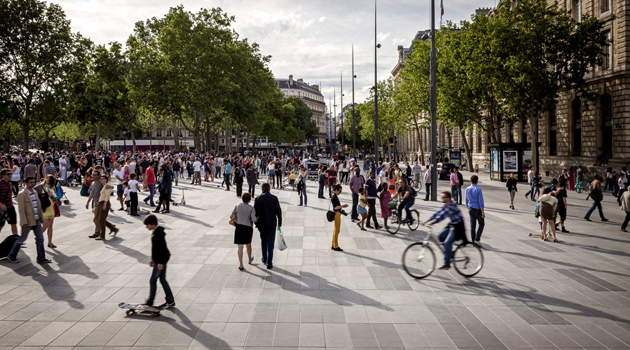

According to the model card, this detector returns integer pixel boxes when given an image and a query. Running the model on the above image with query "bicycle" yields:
[386,200,420,234]
[402,224,484,279]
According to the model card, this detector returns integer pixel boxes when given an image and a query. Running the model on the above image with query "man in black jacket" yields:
[254,183,282,269]
[143,214,175,308]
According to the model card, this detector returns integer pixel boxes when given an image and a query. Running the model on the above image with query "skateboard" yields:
[118,302,161,317]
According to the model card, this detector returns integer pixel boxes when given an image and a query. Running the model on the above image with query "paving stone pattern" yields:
[1,171,629,349]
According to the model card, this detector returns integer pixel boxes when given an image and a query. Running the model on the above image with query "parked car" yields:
[439,163,456,180]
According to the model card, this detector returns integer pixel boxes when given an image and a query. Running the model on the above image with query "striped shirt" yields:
[28,189,39,217]
[428,201,463,225]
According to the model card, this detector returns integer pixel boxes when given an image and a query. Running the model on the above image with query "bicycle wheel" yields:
[407,210,420,231]
[402,242,436,279]
[452,243,484,277]
[386,210,401,234]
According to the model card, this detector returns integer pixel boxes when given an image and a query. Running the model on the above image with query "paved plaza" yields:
[1,171,629,350]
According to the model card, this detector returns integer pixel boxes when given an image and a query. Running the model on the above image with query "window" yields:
[602,0,610,13]
[549,109,557,156]
[572,99,582,156]
[573,0,581,22]
[146,131,151,137]
[603,30,611,70]
[166,129,172,137]
[156,129,162,137]
[521,121,528,143]
[508,123,514,143]
[601,94,613,158]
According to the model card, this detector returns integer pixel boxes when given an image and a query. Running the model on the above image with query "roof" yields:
[276,79,324,97]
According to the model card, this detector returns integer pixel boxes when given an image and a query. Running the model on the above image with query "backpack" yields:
[0,235,19,258]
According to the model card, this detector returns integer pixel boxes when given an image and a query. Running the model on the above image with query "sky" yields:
[47,0,497,113]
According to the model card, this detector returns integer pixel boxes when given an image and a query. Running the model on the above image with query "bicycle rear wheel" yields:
[407,210,420,231]
[386,210,401,234]
[452,243,484,277]
[402,242,436,279]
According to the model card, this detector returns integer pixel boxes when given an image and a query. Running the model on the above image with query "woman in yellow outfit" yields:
[38,174,58,248]
[330,184,348,251]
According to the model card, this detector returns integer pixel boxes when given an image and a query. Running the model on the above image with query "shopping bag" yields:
[277,226,287,251]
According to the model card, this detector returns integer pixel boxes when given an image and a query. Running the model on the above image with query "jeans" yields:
[469,208,485,242]
[276,173,283,188]
[259,227,276,266]
[249,184,256,197]
[622,212,630,230]
[236,182,243,197]
[524,184,534,200]
[397,200,413,221]
[224,173,231,190]
[9,219,45,261]
[215,166,221,178]
[318,182,325,198]
[367,198,378,226]
[509,189,516,207]
[299,185,307,205]
[438,226,455,265]
[146,263,174,306]
[144,184,155,206]
[425,183,431,200]
[351,193,359,220]
[457,186,462,205]
[173,171,179,186]
[451,185,458,203]
[269,171,275,187]
[585,200,606,220]
[156,189,170,212]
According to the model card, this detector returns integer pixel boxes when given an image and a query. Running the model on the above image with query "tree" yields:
[0,0,80,150]
[498,0,607,170]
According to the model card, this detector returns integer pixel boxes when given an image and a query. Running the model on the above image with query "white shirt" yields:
[193,161,202,172]
[113,169,125,185]
[123,188,130,202]
[379,169,387,185]
[129,162,136,174]
[129,179,139,193]
[527,169,534,185]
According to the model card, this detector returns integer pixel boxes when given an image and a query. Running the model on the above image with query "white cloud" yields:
[46,0,497,112]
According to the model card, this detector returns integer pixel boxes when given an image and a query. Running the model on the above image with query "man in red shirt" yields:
[0,169,18,236]
[143,161,157,207]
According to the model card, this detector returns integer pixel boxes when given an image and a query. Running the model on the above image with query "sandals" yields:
[47,243,57,249]
[248,256,254,265]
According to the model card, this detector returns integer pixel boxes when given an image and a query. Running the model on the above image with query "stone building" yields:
[394,1,630,176]
[276,75,328,147]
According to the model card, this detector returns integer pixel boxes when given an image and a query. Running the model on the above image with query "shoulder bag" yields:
[229,205,237,226]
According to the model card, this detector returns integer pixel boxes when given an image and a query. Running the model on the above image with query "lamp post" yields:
[333,87,338,153]
[351,46,356,158]
[430,0,438,201]
[122,130,127,153]
[51,133,57,152]
[374,0,380,163]
[340,72,344,156]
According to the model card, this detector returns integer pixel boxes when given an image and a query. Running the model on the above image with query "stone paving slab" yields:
[0,171,629,349]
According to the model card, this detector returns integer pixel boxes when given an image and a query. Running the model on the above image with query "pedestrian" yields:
[36,174,58,248]
[379,184,392,230]
[233,163,244,198]
[423,165,432,201]
[618,173,627,205]
[413,161,422,189]
[465,175,485,246]
[330,184,348,251]
[224,159,232,191]
[539,187,558,242]
[143,161,156,207]
[620,190,630,232]
[154,164,172,214]
[524,168,535,200]
[267,161,276,188]
[112,163,126,211]
[231,193,256,270]
[86,170,118,237]
[172,157,180,186]
[92,174,115,241]
[318,165,326,199]
[128,173,141,216]
[506,173,517,210]
[584,174,608,222]
[0,169,18,237]
[456,168,464,205]
[365,171,381,229]
[297,164,308,206]
[253,183,282,269]
[142,214,175,308]
[349,167,365,222]
[604,168,613,192]
[3,176,51,264]
[450,167,460,204]
[193,157,202,186]
[554,181,569,233]
[567,167,575,191]
[246,164,258,198]
[10,161,20,197]
[356,187,368,231]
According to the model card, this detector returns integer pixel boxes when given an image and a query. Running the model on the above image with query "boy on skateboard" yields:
[143,214,175,308]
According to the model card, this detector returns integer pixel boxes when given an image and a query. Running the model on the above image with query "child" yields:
[287,171,296,191]
[357,187,368,231]
[122,181,131,214]
[143,214,175,308]
[128,173,141,216]
[379,183,391,230]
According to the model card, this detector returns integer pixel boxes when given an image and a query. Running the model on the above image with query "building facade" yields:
[394,1,630,176]
[276,75,328,147]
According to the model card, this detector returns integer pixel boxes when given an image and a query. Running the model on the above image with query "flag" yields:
[441,0,444,17]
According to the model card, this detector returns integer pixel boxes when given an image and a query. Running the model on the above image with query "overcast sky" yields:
[47,0,497,113]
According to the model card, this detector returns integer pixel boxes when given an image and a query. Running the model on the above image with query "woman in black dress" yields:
[231,192,257,270]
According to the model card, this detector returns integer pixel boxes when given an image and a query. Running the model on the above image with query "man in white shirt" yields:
[524,168,535,200]
[193,158,202,185]
[128,158,137,176]
[128,173,141,216]
[379,165,388,186]
[413,161,422,189]
[423,165,432,201]
[112,163,126,211]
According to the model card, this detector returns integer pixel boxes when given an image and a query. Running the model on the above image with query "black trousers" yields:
[236,182,243,198]
[130,192,138,215]
[367,198,378,226]
[249,184,256,197]
[425,183,432,200]
[622,212,630,230]
[156,189,170,211]
[318,182,325,198]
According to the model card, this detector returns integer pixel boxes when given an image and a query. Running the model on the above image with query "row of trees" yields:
[0,0,318,152]
[345,0,607,168]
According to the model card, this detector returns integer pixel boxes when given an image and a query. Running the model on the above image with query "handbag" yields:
[326,202,335,222]
[276,226,287,251]
[589,188,603,202]
[54,201,61,218]
[39,187,51,211]
[229,206,237,226]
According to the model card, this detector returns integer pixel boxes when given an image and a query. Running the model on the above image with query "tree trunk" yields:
[459,122,474,173]
[412,120,425,165]
[95,122,101,152]
[172,122,180,151]
[206,121,212,152]
[447,129,452,149]
[131,127,137,153]
[529,115,540,172]
[250,134,257,153]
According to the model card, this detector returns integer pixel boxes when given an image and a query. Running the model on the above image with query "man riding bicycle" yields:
[396,178,416,223]
[423,191,467,270]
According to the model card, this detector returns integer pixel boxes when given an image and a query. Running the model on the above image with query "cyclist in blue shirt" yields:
[423,191,467,270]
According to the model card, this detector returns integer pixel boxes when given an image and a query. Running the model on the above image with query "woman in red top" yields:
[143,161,157,207]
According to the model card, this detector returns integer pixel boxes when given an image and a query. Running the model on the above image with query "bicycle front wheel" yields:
[402,242,436,279]
[452,243,484,277]
[407,210,420,231]
[386,210,401,234]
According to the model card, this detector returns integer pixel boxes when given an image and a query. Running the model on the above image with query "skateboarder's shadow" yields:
[152,307,233,349]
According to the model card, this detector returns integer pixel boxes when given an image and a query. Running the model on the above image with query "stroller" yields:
[66,168,81,187]
[56,183,70,205]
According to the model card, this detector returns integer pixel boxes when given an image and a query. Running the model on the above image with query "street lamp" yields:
[122,130,127,153]
[374,0,380,163]
[351,45,356,158]
[51,133,57,152]
[430,0,438,201]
